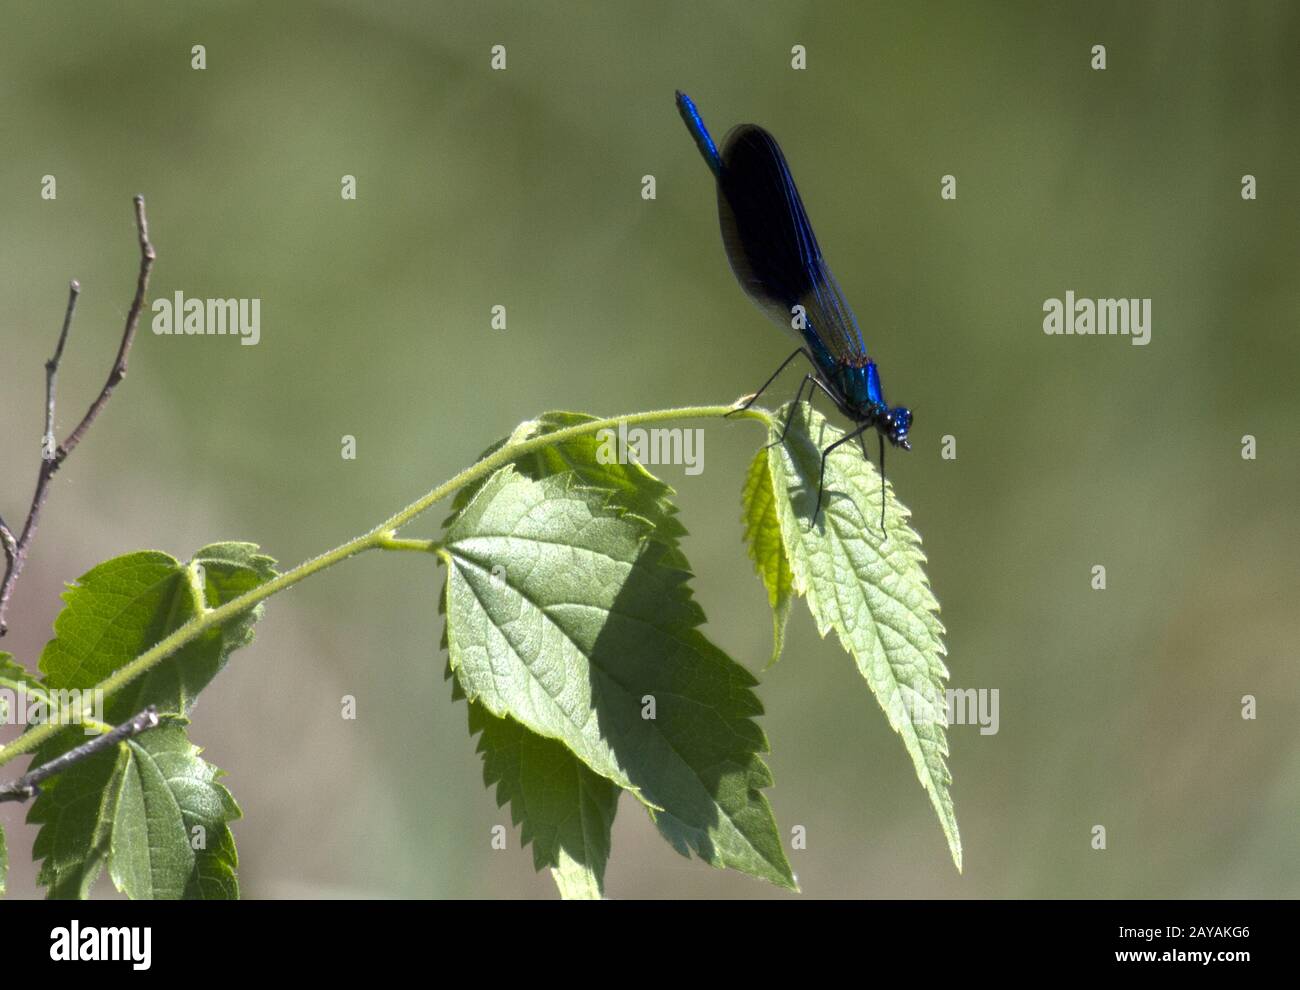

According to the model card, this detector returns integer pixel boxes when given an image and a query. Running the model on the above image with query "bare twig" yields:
[45,280,81,460]
[0,195,155,635]
[0,706,160,803]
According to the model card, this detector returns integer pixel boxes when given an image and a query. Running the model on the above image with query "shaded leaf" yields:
[450,664,618,898]
[27,743,119,899]
[741,447,794,666]
[440,468,794,888]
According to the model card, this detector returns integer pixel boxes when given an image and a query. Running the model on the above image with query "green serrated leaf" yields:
[445,411,686,545]
[764,402,961,871]
[28,743,122,898]
[28,723,240,899]
[441,467,794,889]
[450,664,618,898]
[741,447,794,666]
[0,651,47,697]
[1,821,7,896]
[1,652,51,727]
[39,544,277,723]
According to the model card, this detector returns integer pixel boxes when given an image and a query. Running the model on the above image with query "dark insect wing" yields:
[676,92,909,531]
[715,124,868,367]
[714,126,816,314]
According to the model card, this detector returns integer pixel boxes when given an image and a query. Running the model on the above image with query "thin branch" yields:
[0,706,160,803]
[45,280,81,461]
[0,195,155,635]
[57,196,155,463]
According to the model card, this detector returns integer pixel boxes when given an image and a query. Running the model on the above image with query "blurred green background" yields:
[1,1,1296,898]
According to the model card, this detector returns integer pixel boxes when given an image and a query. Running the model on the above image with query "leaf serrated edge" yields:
[764,404,962,872]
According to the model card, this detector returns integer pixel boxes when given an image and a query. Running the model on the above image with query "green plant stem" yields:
[0,403,769,767]
[376,537,436,553]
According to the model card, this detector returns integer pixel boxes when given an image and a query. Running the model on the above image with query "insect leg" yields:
[727,348,818,416]
[814,422,873,519]
[878,432,887,537]
[764,374,814,449]
[806,375,841,406]
[773,372,843,443]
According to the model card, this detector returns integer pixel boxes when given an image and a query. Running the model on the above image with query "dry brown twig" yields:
[0,195,155,635]
[0,706,161,803]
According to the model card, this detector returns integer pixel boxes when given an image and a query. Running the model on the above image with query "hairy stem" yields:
[0,403,769,766]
